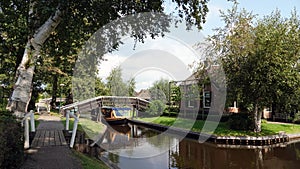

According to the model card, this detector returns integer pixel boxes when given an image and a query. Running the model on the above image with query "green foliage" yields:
[228,113,254,131]
[0,1,28,90]
[293,112,300,124]
[95,78,109,96]
[170,84,181,105]
[202,3,300,132]
[149,78,170,102]
[0,111,24,169]
[147,100,166,116]
[1,0,210,112]
[106,66,135,96]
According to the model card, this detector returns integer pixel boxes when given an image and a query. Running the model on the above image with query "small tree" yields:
[149,78,170,102]
[106,66,136,96]
[147,100,166,116]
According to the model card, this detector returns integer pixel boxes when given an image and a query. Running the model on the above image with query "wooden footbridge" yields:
[58,96,150,147]
[60,96,150,115]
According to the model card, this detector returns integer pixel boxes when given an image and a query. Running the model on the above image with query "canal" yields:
[78,122,300,169]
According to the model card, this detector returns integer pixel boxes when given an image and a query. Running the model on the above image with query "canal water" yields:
[79,123,300,169]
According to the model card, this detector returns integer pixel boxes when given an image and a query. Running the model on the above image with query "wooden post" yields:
[66,110,70,130]
[24,116,30,149]
[30,110,35,132]
[23,110,34,149]
[70,112,79,148]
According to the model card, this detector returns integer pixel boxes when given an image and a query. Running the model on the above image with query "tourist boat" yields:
[101,106,130,125]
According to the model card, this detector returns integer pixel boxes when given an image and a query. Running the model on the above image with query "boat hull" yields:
[104,118,128,125]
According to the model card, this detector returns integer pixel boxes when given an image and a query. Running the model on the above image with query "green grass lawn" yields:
[61,117,109,169]
[137,116,300,136]
[60,117,106,139]
[72,150,109,169]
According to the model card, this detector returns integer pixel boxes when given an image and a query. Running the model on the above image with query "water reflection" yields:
[96,124,179,159]
[91,123,300,169]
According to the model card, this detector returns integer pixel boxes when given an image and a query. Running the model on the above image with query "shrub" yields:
[147,100,166,116]
[228,113,254,131]
[0,111,24,169]
[165,106,180,113]
[293,112,300,124]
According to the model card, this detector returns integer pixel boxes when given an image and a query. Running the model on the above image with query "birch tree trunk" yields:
[254,102,262,132]
[6,7,63,118]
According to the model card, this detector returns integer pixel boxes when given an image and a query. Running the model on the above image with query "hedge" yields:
[0,111,24,169]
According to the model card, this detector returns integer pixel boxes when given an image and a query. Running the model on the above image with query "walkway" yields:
[21,113,82,169]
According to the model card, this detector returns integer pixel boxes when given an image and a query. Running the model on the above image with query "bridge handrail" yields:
[60,96,150,111]
[65,110,79,148]
[22,110,35,149]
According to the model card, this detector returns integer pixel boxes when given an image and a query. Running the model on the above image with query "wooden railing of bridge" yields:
[61,96,150,114]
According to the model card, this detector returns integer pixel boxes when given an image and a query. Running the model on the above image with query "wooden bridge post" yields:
[23,110,34,149]
[70,111,79,148]
[96,107,100,122]
[30,110,35,132]
[66,110,70,130]
[24,115,30,149]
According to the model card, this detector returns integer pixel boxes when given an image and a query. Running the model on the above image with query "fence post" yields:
[30,110,35,132]
[24,116,30,149]
[70,112,78,148]
[66,110,70,130]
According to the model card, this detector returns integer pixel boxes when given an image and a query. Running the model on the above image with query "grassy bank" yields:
[137,116,300,136]
[60,117,106,139]
[60,116,109,169]
[72,150,109,169]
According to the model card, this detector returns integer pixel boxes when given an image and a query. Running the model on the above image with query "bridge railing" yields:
[65,109,79,148]
[22,110,35,149]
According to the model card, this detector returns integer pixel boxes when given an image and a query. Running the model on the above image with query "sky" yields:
[96,0,300,92]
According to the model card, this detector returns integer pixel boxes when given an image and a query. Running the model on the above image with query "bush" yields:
[228,113,254,131]
[0,111,24,169]
[161,111,179,117]
[147,100,166,116]
[165,106,180,113]
[293,112,300,124]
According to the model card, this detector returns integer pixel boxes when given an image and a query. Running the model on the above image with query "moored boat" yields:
[101,107,130,125]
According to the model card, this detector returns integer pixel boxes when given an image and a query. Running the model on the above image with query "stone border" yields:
[128,119,296,147]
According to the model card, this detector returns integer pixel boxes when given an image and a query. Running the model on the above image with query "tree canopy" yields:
[0,0,211,115]
[203,3,300,132]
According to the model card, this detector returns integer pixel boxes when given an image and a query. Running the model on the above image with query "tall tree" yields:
[106,66,135,96]
[205,3,300,132]
[149,78,170,102]
[3,0,210,117]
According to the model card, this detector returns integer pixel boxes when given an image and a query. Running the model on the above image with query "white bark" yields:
[7,7,63,117]
[254,102,262,132]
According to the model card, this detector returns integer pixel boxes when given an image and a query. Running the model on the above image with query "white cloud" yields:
[97,25,205,92]
[97,53,126,81]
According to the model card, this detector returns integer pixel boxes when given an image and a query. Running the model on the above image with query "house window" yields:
[203,91,211,108]
[188,100,195,108]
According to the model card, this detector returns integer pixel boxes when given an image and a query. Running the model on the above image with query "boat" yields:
[101,107,130,125]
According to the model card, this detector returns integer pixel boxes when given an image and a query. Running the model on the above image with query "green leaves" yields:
[213,5,300,115]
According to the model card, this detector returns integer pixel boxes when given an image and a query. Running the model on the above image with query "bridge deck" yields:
[31,130,67,147]
[22,114,82,169]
